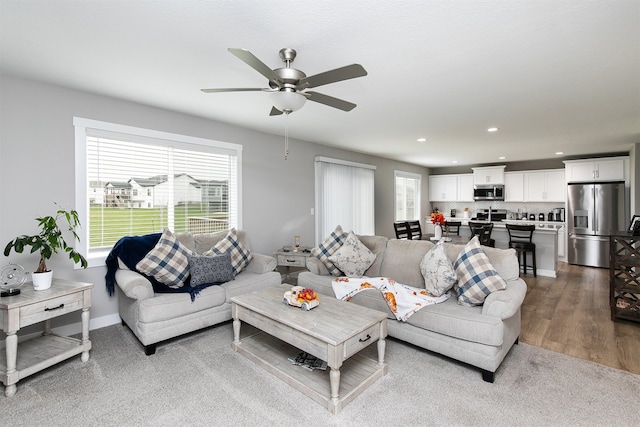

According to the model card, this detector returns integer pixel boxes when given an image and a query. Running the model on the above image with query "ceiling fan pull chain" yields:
[284,111,289,160]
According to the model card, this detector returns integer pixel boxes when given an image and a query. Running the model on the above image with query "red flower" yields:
[430,211,445,226]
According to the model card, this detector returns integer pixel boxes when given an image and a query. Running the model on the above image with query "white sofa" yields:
[298,236,527,382]
[113,230,281,355]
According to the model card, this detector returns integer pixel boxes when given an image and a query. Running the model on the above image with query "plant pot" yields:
[32,270,53,291]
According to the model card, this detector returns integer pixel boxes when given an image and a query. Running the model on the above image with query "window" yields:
[314,157,375,243]
[75,117,242,267]
[394,170,421,221]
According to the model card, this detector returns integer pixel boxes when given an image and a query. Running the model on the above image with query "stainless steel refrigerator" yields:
[567,181,627,268]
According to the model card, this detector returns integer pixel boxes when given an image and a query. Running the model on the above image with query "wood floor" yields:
[520,261,640,374]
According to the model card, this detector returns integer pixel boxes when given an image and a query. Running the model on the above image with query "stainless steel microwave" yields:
[473,184,504,201]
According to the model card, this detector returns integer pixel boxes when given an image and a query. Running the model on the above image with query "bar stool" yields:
[469,221,495,247]
[506,224,536,277]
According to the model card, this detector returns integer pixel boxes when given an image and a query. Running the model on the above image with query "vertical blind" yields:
[75,118,241,259]
[315,157,375,243]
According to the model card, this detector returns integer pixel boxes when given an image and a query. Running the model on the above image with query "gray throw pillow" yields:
[420,239,457,296]
[188,253,234,286]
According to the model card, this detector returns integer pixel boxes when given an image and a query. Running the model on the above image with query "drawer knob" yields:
[45,303,65,311]
[359,334,371,343]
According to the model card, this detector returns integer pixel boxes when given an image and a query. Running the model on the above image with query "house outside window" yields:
[395,170,421,221]
[74,117,242,267]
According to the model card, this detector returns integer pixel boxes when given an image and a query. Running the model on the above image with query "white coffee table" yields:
[231,285,387,414]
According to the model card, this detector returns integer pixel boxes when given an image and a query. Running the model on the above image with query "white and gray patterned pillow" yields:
[453,236,507,306]
[311,225,348,276]
[328,231,376,277]
[420,240,457,296]
[188,253,234,286]
[136,228,194,288]
[204,228,252,275]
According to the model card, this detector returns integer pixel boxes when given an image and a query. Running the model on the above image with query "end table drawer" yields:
[344,323,381,359]
[277,255,306,267]
[20,293,84,327]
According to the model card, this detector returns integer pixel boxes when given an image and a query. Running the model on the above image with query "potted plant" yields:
[4,205,88,290]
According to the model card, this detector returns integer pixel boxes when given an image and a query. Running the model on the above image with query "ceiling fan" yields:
[201,48,367,115]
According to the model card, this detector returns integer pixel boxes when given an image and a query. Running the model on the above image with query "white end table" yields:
[0,278,93,397]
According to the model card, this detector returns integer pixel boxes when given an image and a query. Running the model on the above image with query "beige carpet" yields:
[3,321,639,426]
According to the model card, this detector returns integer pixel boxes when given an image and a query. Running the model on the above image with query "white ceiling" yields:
[1,0,638,168]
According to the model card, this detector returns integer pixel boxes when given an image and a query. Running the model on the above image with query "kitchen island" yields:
[438,219,563,278]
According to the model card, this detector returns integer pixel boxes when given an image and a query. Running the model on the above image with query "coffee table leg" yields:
[377,337,386,366]
[330,367,340,403]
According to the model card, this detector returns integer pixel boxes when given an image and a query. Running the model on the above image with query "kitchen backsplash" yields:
[431,201,565,221]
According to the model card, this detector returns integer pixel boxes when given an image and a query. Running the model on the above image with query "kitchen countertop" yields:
[442,218,565,230]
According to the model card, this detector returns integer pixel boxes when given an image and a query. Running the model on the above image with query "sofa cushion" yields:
[311,225,348,276]
[358,235,388,277]
[138,284,228,323]
[135,228,193,288]
[380,239,435,287]
[328,232,376,277]
[454,237,507,307]
[204,228,252,275]
[194,229,251,255]
[420,240,457,296]
[187,253,234,286]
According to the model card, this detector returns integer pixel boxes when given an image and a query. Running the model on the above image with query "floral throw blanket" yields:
[332,277,451,321]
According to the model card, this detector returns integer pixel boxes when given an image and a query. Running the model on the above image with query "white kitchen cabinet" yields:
[429,175,458,201]
[524,169,565,202]
[558,225,565,258]
[504,172,524,202]
[457,174,474,202]
[472,165,505,185]
[564,157,626,182]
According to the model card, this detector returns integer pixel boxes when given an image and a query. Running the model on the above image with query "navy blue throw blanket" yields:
[105,233,219,302]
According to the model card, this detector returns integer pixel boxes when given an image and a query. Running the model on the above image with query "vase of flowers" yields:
[430,211,445,240]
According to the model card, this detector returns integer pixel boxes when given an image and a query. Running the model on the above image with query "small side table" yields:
[0,278,93,397]
[273,249,311,282]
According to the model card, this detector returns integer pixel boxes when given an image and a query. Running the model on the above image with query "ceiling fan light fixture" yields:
[270,90,307,113]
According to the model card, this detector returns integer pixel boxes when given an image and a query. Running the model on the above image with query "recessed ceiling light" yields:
[452,160,458,164]
[499,156,506,160]
[487,127,499,132]
[555,151,564,155]
[417,138,426,142]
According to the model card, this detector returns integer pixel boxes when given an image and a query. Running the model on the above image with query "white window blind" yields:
[395,170,421,221]
[315,157,375,243]
[74,118,242,266]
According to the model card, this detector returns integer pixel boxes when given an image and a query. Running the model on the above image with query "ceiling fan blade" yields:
[269,106,283,116]
[228,48,283,86]
[201,88,271,93]
[298,64,367,89]
[305,91,357,111]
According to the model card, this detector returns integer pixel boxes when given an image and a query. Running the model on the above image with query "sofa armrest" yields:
[482,278,527,319]
[305,256,330,275]
[115,269,155,301]
[244,253,277,274]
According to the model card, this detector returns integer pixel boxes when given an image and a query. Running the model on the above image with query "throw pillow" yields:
[327,231,376,277]
[453,236,507,306]
[135,228,193,288]
[204,228,252,275]
[420,239,457,296]
[187,253,234,287]
[310,225,348,277]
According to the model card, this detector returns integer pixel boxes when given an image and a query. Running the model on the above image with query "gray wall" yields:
[0,74,429,328]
